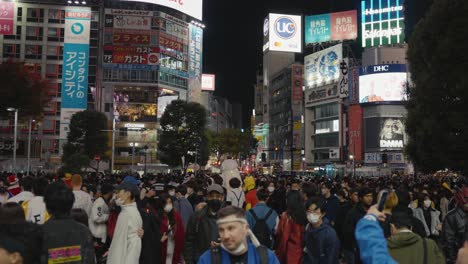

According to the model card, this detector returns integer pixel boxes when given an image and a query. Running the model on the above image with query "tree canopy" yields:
[61,110,109,173]
[158,100,208,168]
[405,0,468,174]
[0,61,50,118]
[207,128,255,162]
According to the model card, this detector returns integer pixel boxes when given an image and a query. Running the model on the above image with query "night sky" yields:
[201,0,359,127]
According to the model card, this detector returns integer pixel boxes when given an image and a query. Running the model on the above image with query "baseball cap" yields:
[115,182,140,198]
[123,176,141,186]
[207,184,224,195]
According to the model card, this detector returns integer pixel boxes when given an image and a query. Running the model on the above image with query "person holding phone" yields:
[157,193,185,264]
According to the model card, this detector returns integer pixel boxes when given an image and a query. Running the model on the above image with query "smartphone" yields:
[377,190,389,212]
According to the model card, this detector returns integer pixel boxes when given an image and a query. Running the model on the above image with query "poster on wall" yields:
[304,43,343,88]
[365,117,406,150]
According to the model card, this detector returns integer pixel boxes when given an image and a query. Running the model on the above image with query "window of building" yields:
[26,26,43,41]
[314,103,338,120]
[46,46,63,60]
[3,26,21,40]
[24,63,42,76]
[315,119,339,134]
[26,8,44,23]
[2,44,20,58]
[17,7,22,22]
[314,133,339,148]
[47,27,64,42]
[46,64,61,78]
[48,9,65,24]
[25,45,42,59]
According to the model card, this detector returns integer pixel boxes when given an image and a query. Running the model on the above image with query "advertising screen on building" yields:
[304,44,342,88]
[114,103,157,122]
[305,10,358,45]
[359,64,407,103]
[361,0,405,47]
[264,13,302,53]
[201,74,215,91]
[365,117,406,150]
[121,0,203,20]
[0,0,15,35]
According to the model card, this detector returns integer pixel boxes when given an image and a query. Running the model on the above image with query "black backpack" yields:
[250,209,274,248]
[211,245,268,264]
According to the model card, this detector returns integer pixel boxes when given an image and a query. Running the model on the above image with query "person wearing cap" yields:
[71,174,93,217]
[106,182,143,264]
[89,184,114,261]
[123,175,142,186]
[184,184,225,264]
[7,176,34,205]
[387,211,445,264]
[197,205,280,264]
[7,175,21,196]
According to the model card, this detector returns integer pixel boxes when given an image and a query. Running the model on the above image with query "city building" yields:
[200,92,242,132]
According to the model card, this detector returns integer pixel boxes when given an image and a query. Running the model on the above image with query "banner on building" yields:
[304,43,343,88]
[188,24,203,102]
[339,58,349,98]
[0,0,14,35]
[60,7,91,141]
[122,0,203,20]
[305,10,357,45]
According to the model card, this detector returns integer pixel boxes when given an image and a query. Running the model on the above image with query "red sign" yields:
[104,51,159,65]
[104,46,160,54]
[291,65,303,101]
[159,34,183,52]
[348,105,363,161]
[0,1,15,35]
[330,10,358,41]
[113,33,150,44]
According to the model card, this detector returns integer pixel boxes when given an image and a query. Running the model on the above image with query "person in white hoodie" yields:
[89,184,114,261]
[106,182,142,264]
[71,174,93,217]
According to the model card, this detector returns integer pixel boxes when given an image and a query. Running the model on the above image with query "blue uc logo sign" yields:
[274,17,296,39]
[71,22,84,35]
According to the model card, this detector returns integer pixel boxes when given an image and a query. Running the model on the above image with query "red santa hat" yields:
[7,175,18,185]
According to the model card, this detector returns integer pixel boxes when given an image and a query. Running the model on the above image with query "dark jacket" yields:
[183,207,218,264]
[139,208,162,264]
[388,232,446,264]
[441,207,467,263]
[323,195,340,224]
[342,203,367,251]
[174,196,194,231]
[41,217,95,264]
[336,201,353,241]
[302,220,340,264]
[393,205,428,238]
[267,188,287,215]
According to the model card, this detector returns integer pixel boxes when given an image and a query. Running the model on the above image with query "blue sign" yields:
[305,14,331,44]
[62,45,89,109]
[159,66,189,78]
[359,64,407,75]
[274,17,297,39]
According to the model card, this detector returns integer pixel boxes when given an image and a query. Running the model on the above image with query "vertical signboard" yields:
[348,105,363,161]
[361,0,405,47]
[348,67,359,104]
[188,24,203,103]
[0,0,14,35]
[60,7,91,141]
[339,58,349,98]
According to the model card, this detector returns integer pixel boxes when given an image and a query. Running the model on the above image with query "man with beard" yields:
[184,184,225,264]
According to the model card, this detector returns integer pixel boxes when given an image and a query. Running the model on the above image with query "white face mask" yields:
[115,197,125,207]
[220,241,247,256]
[307,213,321,224]
[164,204,173,213]
[168,190,175,196]
[424,200,432,208]
[267,186,275,193]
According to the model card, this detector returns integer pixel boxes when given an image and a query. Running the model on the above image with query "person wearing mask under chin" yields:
[410,193,441,239]
[106,182,143,264]
[302,197,340,264]
[157,193,185,264]
[184,184,225,264]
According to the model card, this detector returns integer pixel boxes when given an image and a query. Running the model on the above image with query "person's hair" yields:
[229,178,241,189]
[302,182,316,198]
[71,174,82,187]
[286,191,308,225]
[217,205,245,219]
[337,189,348,199]
[358,187,373,198]
[212,174,223,186]
[71,208,89,227]
[256,188,270,201]
[19,176,33,192]
[0,221,43,263]
[44,182,75,218]
[32,177,48,196]
[385,191,399,210]
[395,189,411,206]
[154,193,175,226]
[390,212,412,229]
[0,202,25,224]
[305,197,327,214]
[176,185,188,196]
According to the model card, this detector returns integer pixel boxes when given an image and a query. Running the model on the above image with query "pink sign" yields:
[330,10,357,41]
[0,1,15,35]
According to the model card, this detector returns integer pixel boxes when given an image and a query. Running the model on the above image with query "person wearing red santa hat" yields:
[7,175,21,196]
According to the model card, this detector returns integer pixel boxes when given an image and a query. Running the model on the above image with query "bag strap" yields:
[264,209,273,221]
[422,238,427,264]
[256,245,269,264]
[250,209,259,221]
[210,246,222,264]
[231,190,242,204]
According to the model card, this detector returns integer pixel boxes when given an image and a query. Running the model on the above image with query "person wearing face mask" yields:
[106,182,143,264]
[197,205,280,264]
[184,184,225,264]
[156,193,185,264]
[410,193,441,238]
[303,197,340,264]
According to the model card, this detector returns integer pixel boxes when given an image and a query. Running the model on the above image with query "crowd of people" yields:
[0,171,467,264]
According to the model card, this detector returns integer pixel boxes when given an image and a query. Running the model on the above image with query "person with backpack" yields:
[226,178,245,208]
[245,188,278,249]
[197,205,280,264]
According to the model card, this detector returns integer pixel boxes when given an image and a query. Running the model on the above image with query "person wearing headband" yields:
[197,206,280,264]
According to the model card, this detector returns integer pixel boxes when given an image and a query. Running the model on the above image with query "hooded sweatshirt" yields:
[387,231,446,264]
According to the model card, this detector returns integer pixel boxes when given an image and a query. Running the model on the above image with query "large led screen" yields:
[359,64,407,103]
[365,117,406,150]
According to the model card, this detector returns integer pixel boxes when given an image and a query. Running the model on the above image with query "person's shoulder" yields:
[197,248,212,263]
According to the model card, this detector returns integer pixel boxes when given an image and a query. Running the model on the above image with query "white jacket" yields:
[23,196,49,224]
[72,190,93,217]
[107,202,142,264]
[8,191,34,204]
[226,188,245,208]
[89,197,110,243]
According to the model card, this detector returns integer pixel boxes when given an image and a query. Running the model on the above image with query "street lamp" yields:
[349,154,355,178]
[26,119,35,176]
[7,108,18,173]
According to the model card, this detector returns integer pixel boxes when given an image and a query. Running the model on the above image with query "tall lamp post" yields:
[26,119,35,175]
[349,154,355,178]
[7,108,18,173]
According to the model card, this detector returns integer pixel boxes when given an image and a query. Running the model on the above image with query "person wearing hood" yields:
[387,212,445,264]
[221,156,241,193]
[244,176,258,210]
[302,197,340,264]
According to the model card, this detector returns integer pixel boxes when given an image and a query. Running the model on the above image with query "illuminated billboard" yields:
[359,64,407,103]
[304,44,342,88]
[305,10,358,45]
[121,0,203,20]
[361,0,405,47]
[201,74,215,91]
[365,117,406,149]
[263,13,302,53]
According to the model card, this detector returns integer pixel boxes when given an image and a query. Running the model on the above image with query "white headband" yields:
[216,215,248,225]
